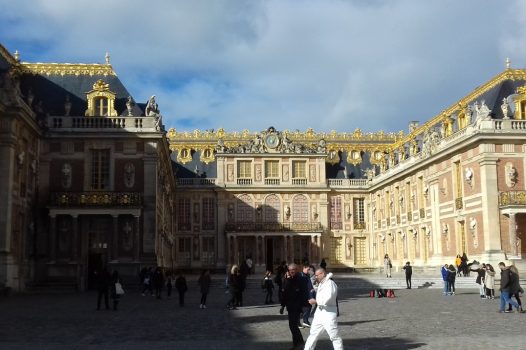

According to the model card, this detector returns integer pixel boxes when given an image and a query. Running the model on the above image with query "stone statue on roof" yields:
[501,97,510,119]
[145,95,160,117]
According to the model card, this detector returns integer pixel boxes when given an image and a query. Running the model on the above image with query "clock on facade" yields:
[265,134,280,149]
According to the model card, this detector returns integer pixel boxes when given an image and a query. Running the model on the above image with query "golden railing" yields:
[51,192,142,206]
[499,191,526,206]
[225,222,323,232]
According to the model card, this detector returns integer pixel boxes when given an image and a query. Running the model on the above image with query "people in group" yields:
[227,265,242,310]
[304,268,344,350]
[460,253,469,276]
[198,269,211,309]
[441,264,449,295]
[507,264,523,312]
[498,262,521,313]
[110,270,122,311]
[484,264,496,299]
[455,254,462,277]
[403,261,412,289]
[280,263,308,350]
[263,270,275,304]
[141,267,153,296]
[95,266,111,310]
[152,266,164,299]
[447,264,456,295]
[384,254,392,278]
[470,263,486,298]
[301,264,315,328]
[175,271,188,307]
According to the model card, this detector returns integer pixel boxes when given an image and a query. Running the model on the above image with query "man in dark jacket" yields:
[403,261,413,289]
[95,266,111,310]
[301,264,314,327]
[498,262,521,313]
[280,263,308,350]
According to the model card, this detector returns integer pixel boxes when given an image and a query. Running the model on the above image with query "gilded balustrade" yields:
[51,192,142,206]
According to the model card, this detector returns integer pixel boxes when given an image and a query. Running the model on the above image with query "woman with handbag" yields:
[111,270,124,311]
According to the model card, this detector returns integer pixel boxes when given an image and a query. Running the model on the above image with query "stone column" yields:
[49,214,57,262]
[288,235,294,263]
[479,156,502,253]
[134,215,140,261]
[112,215,119,261]
[217,198,226,267]
[71,214,78,262]
[283,235,288,264]
[509,213,518,257]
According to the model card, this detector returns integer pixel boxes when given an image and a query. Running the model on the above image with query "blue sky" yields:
[1,0,525,134]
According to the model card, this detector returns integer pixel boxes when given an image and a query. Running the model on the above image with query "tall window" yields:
[292,194,308,223]
[330,196,342,229]
[90,149,110,190]
[264,194,281,222]
[238,160,252,178]
[237,194,254,222]
[265,160,279,178]
[292,161,306,178]
[177,198,191,230]
[202,198,215,230]
[353,198,365,224]
[202,237,215,265]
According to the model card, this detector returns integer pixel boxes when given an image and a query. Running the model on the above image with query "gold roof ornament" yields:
[506,57,511,70]
[92,79,110,91]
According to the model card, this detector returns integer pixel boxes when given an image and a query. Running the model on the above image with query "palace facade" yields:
[1,42,526,292]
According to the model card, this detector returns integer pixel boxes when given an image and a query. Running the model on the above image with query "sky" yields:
[1,0,526,134]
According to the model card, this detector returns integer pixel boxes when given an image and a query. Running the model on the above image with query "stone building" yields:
[2,42,526,292]
[0,45,175,292]
[169,63,526,273]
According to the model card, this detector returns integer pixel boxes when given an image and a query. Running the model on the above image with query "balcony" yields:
[327,179,368,188]
[47,116,159,132]
[292,178,307,185]
[176,178,216,187]
[499,191,526,206]
[237,178,253,185]
[225,222,323,233]
[51,192,142,207]
[264,178,281,185]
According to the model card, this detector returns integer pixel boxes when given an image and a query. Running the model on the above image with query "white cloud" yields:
[0,0,523,133]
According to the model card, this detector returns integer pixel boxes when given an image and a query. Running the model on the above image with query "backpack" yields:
[386,289,396,298]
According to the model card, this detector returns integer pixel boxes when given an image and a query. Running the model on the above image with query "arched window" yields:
[237,194,254,222]
[264,194,281,222]
[292,194,308,223]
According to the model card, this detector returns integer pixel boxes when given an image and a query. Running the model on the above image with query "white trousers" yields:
[304,308,343,350]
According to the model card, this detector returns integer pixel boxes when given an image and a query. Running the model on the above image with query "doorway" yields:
[87,252,106,289]
[266,237,274,272]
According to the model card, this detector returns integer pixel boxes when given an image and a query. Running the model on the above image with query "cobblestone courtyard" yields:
[1,278,525,350]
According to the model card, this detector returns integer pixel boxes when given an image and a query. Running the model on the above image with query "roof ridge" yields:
[20,62,117,76]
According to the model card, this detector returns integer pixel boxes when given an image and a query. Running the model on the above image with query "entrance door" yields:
[354,237,367,265]
[87,253,105,289]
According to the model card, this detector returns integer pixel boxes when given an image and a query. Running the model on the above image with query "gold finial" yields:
[14,50,20,62]
[105,52,110,65]
[506,57,511,69]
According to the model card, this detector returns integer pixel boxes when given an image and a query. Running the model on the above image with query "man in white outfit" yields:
[304,268,344,350]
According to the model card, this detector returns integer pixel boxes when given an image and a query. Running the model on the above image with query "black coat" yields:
[281,273,308,312]
[175,276,188,293]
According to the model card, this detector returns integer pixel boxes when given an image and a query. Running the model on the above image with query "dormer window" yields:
[85,80,117,117]
[513,85,526,120]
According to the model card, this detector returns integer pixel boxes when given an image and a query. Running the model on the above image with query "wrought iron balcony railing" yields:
[225,222,323,233]
[51,192,142,206]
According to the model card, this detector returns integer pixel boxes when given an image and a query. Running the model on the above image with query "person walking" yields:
[175,271,188,307]
[304,268,344,350]
[141,267,153,296]
[276,261,287,304]
[507,265,523,312]
[263,270,275,304]
[470,263,486,299]
[280,263,308,350]
[166,273,173,298]
[447,264,456,295]
[384,254,392,278]
[198,269,211,309]
[403,261,412,289]
[95,266,111,310]
[498,262,521,313]
[110,270,122,311]
[301,264,315,328]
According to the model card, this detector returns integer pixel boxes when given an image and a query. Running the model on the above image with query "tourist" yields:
[141,267,153,296]
[383,254,392,278]
[198,269,211,309]
[175,271,188,307]
[275,261,287,304]
[301,264,315,327]
[484,264,496,299]
[320,258,327,270]
[152,266,164,299]
[470,263,486,298]
[110,270,122,311]
[304,268,344,350]
[455,254,462,277]
[507,265,523,312]
[403,261,412,289]
[441,264,449,295]
[95,266,111,310]
[447,264,456,295]
[280,263,308,350]
[226,265,241,310]
[498,262,521,313]
[166,272,173,298]
[460,253,469,276]
[263,270,274,304]
[238,260,249,306]
[246,256,253,275]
